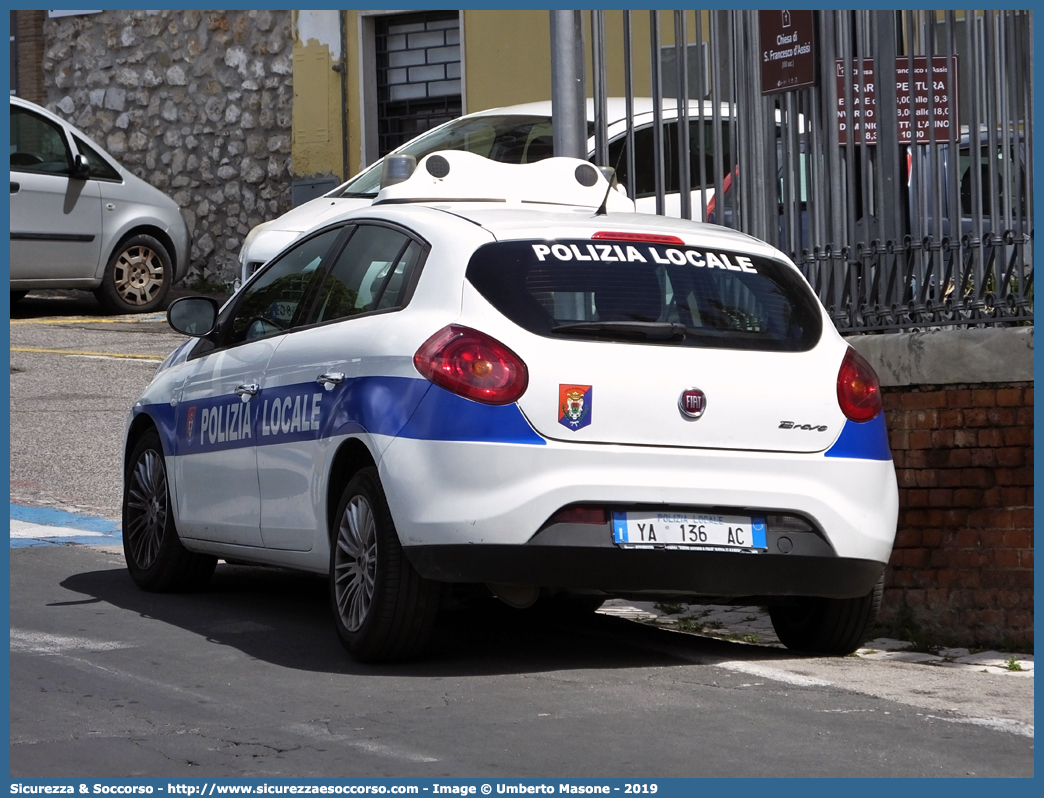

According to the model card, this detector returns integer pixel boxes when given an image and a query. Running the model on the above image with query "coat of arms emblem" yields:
[558,384,592,430]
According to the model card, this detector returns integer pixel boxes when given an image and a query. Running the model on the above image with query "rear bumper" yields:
[404,543,885,601]
[379,434,898,563]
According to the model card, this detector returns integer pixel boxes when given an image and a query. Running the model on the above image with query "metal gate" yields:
[563,10,1033,332]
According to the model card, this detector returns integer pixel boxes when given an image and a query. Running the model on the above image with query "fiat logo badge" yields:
[679,388,706,419]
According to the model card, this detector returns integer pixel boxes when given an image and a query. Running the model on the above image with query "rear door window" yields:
[224,226,344,346]
[309,223,425,324]
[466,239,822,352]
[608,120,732,198]
[959,144,1027,217]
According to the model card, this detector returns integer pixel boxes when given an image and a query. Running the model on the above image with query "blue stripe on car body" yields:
[824,415,892,461]
[134,376,546,455]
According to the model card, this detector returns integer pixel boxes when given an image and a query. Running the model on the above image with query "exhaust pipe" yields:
[487,583,540,609]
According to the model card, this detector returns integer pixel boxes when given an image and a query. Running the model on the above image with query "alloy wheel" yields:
[334,495,378,632]
[124,449,168,570]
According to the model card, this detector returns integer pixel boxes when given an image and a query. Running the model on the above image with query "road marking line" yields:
[11,346,164,361]
[286,723,439,762]
[13,647,215,704]
[10,503,120,532]
[10,520,109,538]
[926,714,1034,739]
[714,660,832,687]
[11,315,167,325]
[9,505,122,547]
[10,629,132,654]
[68,354,161,363]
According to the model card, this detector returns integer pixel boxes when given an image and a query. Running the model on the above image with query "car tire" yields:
[768,576,883,656]
[123,428,217,592]
[10,291,28,305]
[330,467,441,662]
[95,234,173,314]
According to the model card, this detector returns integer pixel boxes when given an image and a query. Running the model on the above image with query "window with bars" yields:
[375,12,462,157]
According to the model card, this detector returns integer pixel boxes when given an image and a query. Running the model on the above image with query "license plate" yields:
[612,511,767,552]
[270,301,296,322]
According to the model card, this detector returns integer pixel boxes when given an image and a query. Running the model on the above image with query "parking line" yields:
[10,315,167,325]
[10,504,122,548]
[10,346,164,361]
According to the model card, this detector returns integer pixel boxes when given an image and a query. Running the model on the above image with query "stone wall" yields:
[42,10,294,284]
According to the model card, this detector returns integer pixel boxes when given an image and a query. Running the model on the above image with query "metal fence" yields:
[568,10,1033,333]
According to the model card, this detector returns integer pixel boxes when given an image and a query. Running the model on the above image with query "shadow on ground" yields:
[58,559,799,678]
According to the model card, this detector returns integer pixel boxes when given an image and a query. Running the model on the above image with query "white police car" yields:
[123,151,897,662]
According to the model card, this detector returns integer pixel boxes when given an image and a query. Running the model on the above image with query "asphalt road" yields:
[10,289,216,516]
[9,544,1035,778]
[7,290,1035,778]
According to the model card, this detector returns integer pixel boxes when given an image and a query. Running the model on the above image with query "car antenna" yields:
[595,146,626,216]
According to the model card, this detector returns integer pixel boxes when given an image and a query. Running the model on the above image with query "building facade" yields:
[14,9,296,283]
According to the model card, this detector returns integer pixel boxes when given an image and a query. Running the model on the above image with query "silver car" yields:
[9,96,189,313]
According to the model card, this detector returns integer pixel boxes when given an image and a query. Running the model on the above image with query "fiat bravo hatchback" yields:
[124,151,897,662]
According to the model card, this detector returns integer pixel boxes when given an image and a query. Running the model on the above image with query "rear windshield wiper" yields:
[550,321,689,340]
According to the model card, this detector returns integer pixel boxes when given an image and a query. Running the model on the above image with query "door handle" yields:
[11,182,19,194]
[235,382,260,400]
[316,372,346,390]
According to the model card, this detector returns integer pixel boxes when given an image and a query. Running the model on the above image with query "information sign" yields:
[836,56,958,145]
[759,10,816,94]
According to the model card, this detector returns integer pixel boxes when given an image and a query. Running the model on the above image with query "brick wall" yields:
[881,381,1034,649]
[15,10,46,104]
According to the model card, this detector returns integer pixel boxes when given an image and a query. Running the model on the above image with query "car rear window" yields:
[336,115,572,198]
[466,239,823,351]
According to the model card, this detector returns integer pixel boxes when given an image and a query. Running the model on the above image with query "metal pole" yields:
[873,10,902,248]
[591,10,609,167]
[709,11,725,230]
[650,10,666,215]
[623,11,637,203]
[550,10,587,159]
[694,11,709,221]
[674,10,692,219]
[966,8,984,301]
[821,10,845,313]
[1023,10,1034,238]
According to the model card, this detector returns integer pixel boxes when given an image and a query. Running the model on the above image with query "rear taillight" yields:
[836,347,882,423]
[414,325,529,405]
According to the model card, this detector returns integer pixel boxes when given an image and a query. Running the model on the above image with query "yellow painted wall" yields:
[344,12,363,179]
[318,11,715,178]
[291,11,345,180]
[592,11,705,96]
[461,11,706,110]
[461,10,552,113]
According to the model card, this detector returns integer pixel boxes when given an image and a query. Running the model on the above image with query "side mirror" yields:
[71,153,91,180]
[167,296,219,337]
